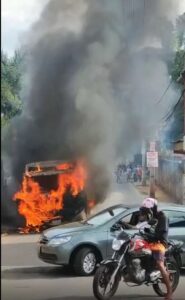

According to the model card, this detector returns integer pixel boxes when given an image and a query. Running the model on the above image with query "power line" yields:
[156,80,173,104]
[163,91,184,122]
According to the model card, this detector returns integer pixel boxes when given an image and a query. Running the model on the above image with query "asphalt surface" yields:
[2,183,185,300]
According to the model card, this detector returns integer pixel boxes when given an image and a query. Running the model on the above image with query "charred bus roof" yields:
[25,160,76,177]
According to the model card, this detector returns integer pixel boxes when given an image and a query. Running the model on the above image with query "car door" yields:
[164,210,185,266]
[107,210,139,257]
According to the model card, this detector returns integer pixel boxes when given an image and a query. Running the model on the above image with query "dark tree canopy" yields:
[165,13,185,144]
[1,50,24,126]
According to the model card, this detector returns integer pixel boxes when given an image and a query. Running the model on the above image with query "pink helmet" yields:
[141,198,158,209]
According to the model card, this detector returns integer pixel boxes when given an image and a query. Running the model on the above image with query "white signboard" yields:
[150,142,156,152]
[147,151,158,168]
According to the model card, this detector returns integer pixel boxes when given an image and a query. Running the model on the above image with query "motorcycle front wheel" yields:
[93,265,120,300]
[153,261,180,297]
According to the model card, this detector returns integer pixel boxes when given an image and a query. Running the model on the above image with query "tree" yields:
[169,49,185,82]
[1,50,23,126]
[168,13,185,81]
[165,13,185,144]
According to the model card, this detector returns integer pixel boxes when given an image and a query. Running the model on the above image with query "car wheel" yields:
[73,247,97,276]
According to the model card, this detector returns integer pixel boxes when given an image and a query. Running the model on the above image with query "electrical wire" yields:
[163,91,184,122]
[156,80,173,104]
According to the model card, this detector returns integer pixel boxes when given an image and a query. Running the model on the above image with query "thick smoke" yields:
[2,0,183,226]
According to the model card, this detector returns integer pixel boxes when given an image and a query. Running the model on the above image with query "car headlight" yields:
[48,235,71,246]
[38,235,43,243]
[112,238,124,251]
[38,234,46,243]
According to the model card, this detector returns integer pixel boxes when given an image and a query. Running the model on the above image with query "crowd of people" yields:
[115,162,146,184]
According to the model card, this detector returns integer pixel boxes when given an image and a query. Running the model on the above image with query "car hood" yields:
[43,221,94,239]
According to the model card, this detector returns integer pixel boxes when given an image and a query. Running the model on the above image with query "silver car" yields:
[38,204,185,276]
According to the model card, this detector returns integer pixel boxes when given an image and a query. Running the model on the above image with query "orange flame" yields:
[36,164,41,172]
[13,161,88,232]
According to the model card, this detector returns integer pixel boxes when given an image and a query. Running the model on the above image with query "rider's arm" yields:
[155,212,168,243]
[120,221,136,229]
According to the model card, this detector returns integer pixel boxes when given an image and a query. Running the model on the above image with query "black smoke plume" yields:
[2,0,183,227]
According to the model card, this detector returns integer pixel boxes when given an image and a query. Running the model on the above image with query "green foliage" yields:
[169,49,185,81]
[168,13,185,81]
[1,50,23,126]
[166,13,185,143]
[166,98,184,142]
[176,13,185,47]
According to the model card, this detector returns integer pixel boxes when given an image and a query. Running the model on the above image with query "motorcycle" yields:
[93,223,183,300]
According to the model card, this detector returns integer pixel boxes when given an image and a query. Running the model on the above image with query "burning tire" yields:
[73,247,97,276]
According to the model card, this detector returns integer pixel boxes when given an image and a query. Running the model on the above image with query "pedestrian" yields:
[126,166,131,182]
[137,165,142,182]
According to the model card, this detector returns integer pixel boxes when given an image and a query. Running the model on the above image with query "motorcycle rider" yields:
[121,206,152,230]
[141,198,172,300]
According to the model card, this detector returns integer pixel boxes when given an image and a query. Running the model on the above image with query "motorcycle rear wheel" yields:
[93,265,120,300]
[152,261,180,297]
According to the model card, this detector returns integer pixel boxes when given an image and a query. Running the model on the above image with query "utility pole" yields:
[177,69,185,204]
[177,69,185,151]
[183,72,185,153]
[183,72,185,204]
[147,141,158,198]
[149,167,156,198]
[141,140,147,186]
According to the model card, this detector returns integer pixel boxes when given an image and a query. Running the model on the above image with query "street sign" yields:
[147,151,158,168]
[150,142,156,152]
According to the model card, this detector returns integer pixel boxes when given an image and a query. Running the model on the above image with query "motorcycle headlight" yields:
[112,238,124,251]
[48,235,71,246]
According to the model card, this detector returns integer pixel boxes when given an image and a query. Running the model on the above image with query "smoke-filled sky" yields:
[2,0,185,56]
[2,0,47,56]
[2,0,185,225]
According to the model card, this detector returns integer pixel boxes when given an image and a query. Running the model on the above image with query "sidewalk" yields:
[134,180,174,203]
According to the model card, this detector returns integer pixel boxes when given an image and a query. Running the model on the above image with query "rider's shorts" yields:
[149,242,166,262]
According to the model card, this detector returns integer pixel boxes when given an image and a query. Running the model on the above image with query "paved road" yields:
[2,183,185,300]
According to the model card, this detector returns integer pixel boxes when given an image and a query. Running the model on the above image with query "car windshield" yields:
[83,207,126,226]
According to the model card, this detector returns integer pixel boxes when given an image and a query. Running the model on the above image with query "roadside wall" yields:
[156,156,185,204]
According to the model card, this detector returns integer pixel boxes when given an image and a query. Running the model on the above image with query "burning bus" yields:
[13,160,94,233]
